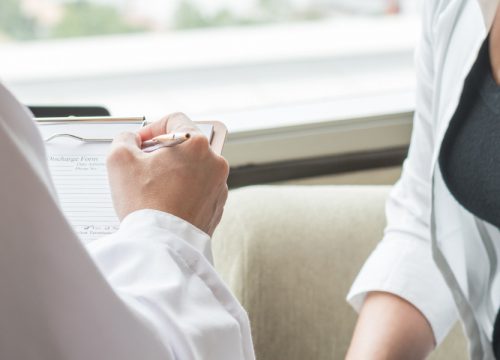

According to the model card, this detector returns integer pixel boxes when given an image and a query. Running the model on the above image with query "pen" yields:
[141,132,191,152]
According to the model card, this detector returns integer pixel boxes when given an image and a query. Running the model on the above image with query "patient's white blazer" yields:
[348,0,500,358]
[0,83,255,359]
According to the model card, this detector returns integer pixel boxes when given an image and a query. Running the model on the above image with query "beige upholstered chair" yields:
[212,185,467,360]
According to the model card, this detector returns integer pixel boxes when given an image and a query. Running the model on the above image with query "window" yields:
[2,0,416,41]
[0,0,418,165]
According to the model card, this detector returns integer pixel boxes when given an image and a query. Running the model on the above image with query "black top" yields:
[439,36,500,358]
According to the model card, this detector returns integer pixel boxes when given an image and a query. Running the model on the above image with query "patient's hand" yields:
[107,112,229,236]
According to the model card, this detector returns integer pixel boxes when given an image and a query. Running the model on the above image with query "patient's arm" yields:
[346,292,435,360]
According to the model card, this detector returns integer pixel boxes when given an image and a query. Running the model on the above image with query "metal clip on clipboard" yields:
[36,116,224,154]
[36,116,146,143]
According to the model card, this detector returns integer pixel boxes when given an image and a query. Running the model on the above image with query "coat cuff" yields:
[119,209,213,263]
[346,235,458,345]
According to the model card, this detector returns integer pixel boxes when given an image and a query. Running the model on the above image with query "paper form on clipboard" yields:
[37,121,214,243]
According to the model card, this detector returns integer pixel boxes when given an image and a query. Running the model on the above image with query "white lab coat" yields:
[0,82,255,359]
[348,0,500,359]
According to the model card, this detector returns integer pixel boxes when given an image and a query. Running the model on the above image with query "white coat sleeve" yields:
[0,82,254,360]
[85,210,256,360]
[346,0,458,345]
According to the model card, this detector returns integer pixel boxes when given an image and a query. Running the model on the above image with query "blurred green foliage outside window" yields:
[0,0,394,42]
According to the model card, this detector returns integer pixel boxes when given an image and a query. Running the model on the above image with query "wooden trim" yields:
[228,146,408,188]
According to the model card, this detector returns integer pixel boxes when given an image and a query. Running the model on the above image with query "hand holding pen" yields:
[107,112,229,236]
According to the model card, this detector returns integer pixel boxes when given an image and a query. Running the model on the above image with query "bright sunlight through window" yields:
[0,0,419,134]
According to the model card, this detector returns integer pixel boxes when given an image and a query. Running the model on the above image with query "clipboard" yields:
[36,116,228,155]
[195,120,227,155]
[36,116,228,243]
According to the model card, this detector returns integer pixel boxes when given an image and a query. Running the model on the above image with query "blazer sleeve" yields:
[0,82,254,360]
[346,0,458,345]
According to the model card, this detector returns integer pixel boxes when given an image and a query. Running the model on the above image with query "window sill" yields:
[207,90,414,166]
